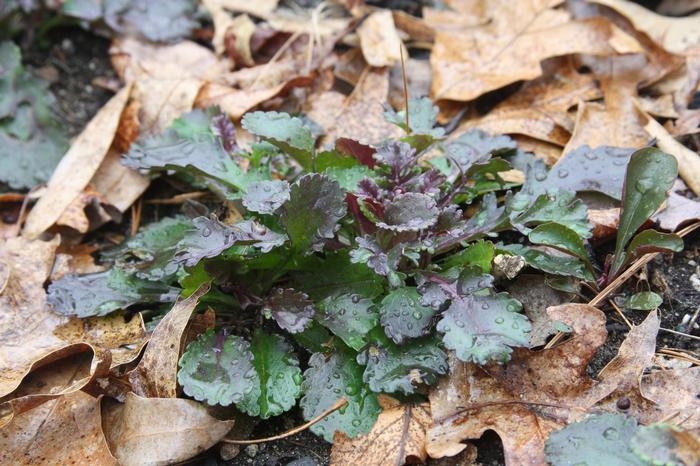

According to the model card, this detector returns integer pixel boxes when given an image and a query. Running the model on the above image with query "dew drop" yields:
[534,172,547,181]
[351,294,361,304]
[557,168,569,179]
[345,385,358,396]
[412,311,422,320]
[602,427,618,440]
[495,317,504,324]
[351,419,362,427]
[636,178,654,193]
[201,227,212,238]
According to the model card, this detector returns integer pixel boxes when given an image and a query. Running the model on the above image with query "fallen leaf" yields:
[90,149,150,213]
[54,185,119,234]
[513,135,563,164]
[102,392,233,466]
[427,356,548,464]
[310,68,402,145]
[638,105,700,195]
[128,284,210,398]
[392,10,435,44]
[22,85,132,239]
[657,0,700,15]
[358,10,402,67]
[203,0,237,55]
[589,207,620,241]
[331,402,432,466]
[431,14,641,101]
[654,191,700,232]
[592,0,700,54]
[0,391,117,466]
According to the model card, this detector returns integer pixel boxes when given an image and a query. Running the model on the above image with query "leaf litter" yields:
[2,0,700,465]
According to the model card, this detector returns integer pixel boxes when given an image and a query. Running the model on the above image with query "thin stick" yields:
[145,192,209,205]
[659,327,700,342]
[221,397,348,445]
[399,45,410,132]
[608,299,633,329]
[130,198,142,237]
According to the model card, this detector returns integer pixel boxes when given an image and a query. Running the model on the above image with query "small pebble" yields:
[244,445,258,458]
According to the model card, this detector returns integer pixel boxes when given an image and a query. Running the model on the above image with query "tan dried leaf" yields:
[22,85,132,239]
[128,284,210,398]
[358,10,403,67]
[0,391,117,466]
[459,60,600,145]
[588,207,620,241]
[431,14,641,101]
[90,149,150,213]
[331,403,432,466]
[103,392,233,466]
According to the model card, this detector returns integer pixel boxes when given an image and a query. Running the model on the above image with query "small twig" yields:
[145,192,209,205]
[221,397,347,445]
[657,348,700,366]
[399,44,410,132]
[608,299,633,329]
[130,198,142,237]
[659,327,700,342]
[685,305,700,333]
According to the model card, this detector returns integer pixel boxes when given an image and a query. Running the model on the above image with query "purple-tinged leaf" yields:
[230,219,287,253]
[336,138,376,168]
[264,288,315,333]
[211,114,237,153]
[445,129,516,171]
[283,173,347,253]
[378,287,437,344]
[174,216,238,267]
[377,192,439,231]
[373,141,417,180]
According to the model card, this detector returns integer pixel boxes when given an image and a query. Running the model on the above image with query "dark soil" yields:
[26,23,700,466]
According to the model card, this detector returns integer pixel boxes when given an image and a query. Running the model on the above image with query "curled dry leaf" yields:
[102,392,234,466]
[591,0,700,54]
[358,10,402,67]
[22,85,132,239]
[331,401,432,466]
[128,283,210,398]
[0,391,117,466]
[654,190,700,232]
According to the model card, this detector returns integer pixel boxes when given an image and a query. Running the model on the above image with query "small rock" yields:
[244,444,259,458]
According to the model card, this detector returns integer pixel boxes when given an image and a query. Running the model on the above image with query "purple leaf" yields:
[264,288,315,333]
[377,192,439,232]
[211,114,238,153]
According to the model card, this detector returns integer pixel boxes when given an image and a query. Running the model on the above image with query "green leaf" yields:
[177,330,258,406]
[627,230,683,261]
[523,145,633,200]
[237,331,302,419]
[377,192,439,231]
[283,173,347,253]
[47,268,179,317]
[62,0,199,42]
[323,165,373,192]
[624,291,663,310]
[631,424,684,466]
[384,97,445,138]
[241,111,316,169]
[108,216,192,281]
[437,291,531,364]
[123,108,261,192]
[0,41,69,189]
[610,148,678,277]
[293,321,333,354]
[241,180,290,214]
[508,190,591,238]
[499,244,594,281]
[300,346,381,442]
[528,223,592,271]
[379,287,437,344]
[317,294,379,351]
[545,414,644,466]
[357,334,447,395]
[294,251,385,301]
[440,239,495,272]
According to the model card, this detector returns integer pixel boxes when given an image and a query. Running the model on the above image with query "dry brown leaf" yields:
[638,94,679,118]
[22,85,132,239]
[224,14,257,67]
[331,402,432,466]
[358,10,402,67]
[427,357,548,465]
[657,0,700,15]
[102,392,234,466]
[128,284,210,398]
[388,57,432,110]
[54,185,119,234]
[563,99,648,155]
[459,60,601,145]
[90,149,150,213]
[638,106,700,195]
[335,47,368,86]
[654,190,700,231]
[592,0,700,54]
[0,391,117,466]
[392,10,435,44]
[422,0,490,31]
[203,0,237,55]
[640,366,700,429]
[212,0,278,18]
[310,68,402,145]
[431,14,641,101]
